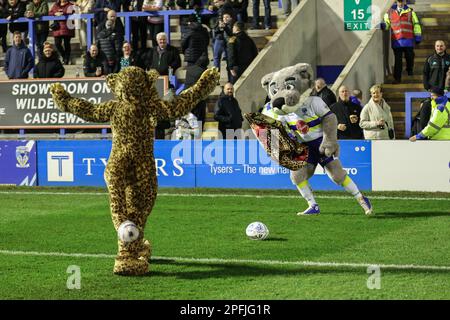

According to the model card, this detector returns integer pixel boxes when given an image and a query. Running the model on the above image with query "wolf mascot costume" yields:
[246,63,373,216]
[50,67,220,275]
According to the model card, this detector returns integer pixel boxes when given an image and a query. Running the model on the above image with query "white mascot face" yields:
[261,63,314,115]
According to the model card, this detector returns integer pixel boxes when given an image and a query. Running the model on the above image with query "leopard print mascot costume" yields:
[50,66,219,275]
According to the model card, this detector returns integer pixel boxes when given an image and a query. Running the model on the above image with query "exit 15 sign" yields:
[344,0,372,31]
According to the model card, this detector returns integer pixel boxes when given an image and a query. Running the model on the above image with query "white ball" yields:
[246,222,269,240]
[118,220,139,243]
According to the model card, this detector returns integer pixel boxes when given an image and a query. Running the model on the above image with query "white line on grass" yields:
[0,191,448,201]
[1,249,450,272]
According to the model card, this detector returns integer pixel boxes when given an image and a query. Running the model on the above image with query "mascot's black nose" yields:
[272,97,285,109]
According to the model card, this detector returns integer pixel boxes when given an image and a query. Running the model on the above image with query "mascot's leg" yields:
[113,161,158,276]
[124,163,158,261]
[105,162,150,276]
[324,159,373,215]
[290,164,320,215]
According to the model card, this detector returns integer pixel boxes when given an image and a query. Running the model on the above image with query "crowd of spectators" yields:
[1,0,259,84]
[1,0,447,140]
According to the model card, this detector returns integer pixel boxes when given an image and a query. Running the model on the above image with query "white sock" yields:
[341,175,362,199]
[296,181,317,206]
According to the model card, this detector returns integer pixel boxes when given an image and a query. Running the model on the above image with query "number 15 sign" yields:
[344,0,372,31]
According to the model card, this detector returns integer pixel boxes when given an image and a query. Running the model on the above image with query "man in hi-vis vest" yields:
[381,0,422,84]
[410,87,450,141]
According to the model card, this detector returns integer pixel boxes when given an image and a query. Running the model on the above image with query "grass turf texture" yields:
[0,186,449,299]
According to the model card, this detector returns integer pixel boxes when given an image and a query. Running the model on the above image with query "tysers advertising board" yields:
[37,140,195,187]
[0,140,37,186]
[36,140,372,190]
[0,77,167,129]
[194,140,372,190]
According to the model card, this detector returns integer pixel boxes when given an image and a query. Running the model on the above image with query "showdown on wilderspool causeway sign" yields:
[0,77,168,129]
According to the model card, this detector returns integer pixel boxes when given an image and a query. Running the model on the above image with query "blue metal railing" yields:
[0,9,213,58]
[404,91,450,138]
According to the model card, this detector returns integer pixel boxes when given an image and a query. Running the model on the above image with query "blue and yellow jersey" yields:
[261,96,332,143]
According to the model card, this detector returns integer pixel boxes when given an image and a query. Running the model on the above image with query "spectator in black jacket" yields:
[96,10,124,74]
[181,14,210,66]
[310,78,337,107]
[411,93,436,136]
[227,21,258,84]
[5,0,27,35]
[329,85,363,140]
[34,42,65,78]
[83,44,108,77]
[423,40,450,92]
[214,82,244,138]
[141,32,181,75]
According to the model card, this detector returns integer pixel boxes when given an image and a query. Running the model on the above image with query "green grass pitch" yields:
[0,186,449,300]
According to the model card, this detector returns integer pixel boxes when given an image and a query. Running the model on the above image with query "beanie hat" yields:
[429,86,444,96]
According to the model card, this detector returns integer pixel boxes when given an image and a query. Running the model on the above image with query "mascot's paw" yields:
[49,83,69,111]
[199,68,220,89]
[113,256,149,276]
[139,239,152,261]
[319,141,339,157]
[49,83,68,98]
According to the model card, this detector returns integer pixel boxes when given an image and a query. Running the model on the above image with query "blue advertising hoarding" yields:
[195,140,372,190]
[0,140,37,186]
[36,140,372,190]
[37,140,196,187]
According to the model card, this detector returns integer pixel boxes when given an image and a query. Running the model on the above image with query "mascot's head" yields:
[261,63,314,115]
[106,66,159,101]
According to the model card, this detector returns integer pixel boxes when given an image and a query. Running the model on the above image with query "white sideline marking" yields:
[0,191,448,201]
[1,249,450,272]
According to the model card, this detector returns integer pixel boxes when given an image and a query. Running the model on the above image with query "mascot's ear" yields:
[293,63,314,88]
[261,72,274,93]
[147,69,160,83]
[106,73,118,93]
[293,63,314,77]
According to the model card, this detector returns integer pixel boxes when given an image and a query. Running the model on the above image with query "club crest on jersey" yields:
[296,120,309,134]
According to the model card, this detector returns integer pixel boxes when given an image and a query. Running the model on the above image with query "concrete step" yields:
[417,11,450,17]
[422,32,450,41]
[388,100,423,112]
[382,83,424,92]
[421,18,450,27]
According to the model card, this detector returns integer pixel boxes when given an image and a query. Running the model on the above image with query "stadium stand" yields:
[0,0,282,139]
[382,1,450,138]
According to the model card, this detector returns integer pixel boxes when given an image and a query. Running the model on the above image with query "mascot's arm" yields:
[155,68,220,121]
[319,112,340,157]
[310,96,339,157]
[50,83,115,123]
